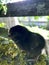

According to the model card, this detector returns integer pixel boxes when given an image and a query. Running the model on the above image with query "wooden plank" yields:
[0,0,49,16]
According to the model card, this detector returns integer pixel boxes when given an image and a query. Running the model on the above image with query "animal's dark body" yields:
[9,25,45,55]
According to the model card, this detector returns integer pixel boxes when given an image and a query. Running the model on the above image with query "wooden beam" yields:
[0,0,49,16]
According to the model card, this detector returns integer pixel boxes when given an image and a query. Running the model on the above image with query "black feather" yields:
[9,25,45,54]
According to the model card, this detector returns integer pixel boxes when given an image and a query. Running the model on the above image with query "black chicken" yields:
[9,25,45,59]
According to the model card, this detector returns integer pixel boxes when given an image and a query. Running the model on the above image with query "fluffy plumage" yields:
[9,25,45,55]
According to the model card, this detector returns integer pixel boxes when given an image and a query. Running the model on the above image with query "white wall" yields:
[0,17,20,29]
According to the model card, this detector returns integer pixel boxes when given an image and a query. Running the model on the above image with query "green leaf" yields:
[34,16,39,20]
[0,27,8,38]
[0,23,6,27]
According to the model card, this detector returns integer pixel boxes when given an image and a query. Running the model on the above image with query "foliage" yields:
[0,0,7,15]
[0,23,6,27]
[34,16,41,20]
[34,55,46,65]
[0,37,27,65]
[0,36,48,65]
[0,27,8,38]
